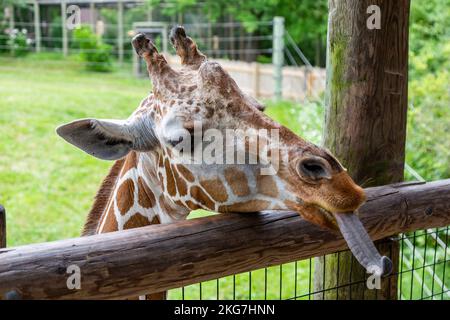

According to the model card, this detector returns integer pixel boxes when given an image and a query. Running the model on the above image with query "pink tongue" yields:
[334,212,392,277]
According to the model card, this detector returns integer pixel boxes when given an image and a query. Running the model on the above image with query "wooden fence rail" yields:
[0,179,449,300]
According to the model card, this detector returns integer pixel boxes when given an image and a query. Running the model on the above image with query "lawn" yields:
[0,55,148,246]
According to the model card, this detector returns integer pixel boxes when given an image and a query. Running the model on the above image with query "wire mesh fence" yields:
[1,17,310,69]
[167,226,450,300]
[0,20,276,62]
[166,161,450,300]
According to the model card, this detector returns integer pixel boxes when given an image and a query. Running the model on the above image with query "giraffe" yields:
[57,27,391,299]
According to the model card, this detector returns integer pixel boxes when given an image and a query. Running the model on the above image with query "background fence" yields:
[1,1,324,101]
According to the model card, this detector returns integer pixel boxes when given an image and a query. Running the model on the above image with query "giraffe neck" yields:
[84,151,190,235]
[85,145,291,235]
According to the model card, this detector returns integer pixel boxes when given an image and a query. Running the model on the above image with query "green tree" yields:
[406,0,450,180]
[148,0,328,66]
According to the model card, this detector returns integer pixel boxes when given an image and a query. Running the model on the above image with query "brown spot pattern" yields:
[164,158,177,196]
[224,167,251,197]
[121,152,137,176]
[99,205,118,233]
[172,165,188,196]
[257,175,278,198]
[176,164,195,182]
[190,186,215,210]
[117,179,135,215]
[151,215,161,224]
[137,177,156,208]
[200,178,228,202]
[158,172,165,186]
[218,200,271,213]
[185,200,200,211]
[123,212,151,229]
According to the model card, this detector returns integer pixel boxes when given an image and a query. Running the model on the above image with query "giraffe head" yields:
[57,27,390,276]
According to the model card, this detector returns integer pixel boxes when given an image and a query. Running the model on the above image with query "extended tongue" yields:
[334,212,392,277]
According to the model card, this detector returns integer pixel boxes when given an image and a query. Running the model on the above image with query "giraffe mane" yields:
[82,158,125,236]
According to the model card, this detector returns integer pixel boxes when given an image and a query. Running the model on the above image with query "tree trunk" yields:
[314,0,410,300]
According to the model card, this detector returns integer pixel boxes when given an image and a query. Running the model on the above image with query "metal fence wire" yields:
[168,164,450,300]
[1,18,312,68]
[1,19,276,63]
[167,227,450,300]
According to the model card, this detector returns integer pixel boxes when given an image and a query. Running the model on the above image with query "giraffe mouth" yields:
[315,205,392,277]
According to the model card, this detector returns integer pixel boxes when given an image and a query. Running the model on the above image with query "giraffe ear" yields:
[56,118,158,160]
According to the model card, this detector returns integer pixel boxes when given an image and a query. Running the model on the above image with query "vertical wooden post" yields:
[272,16,284,101]
[314,0,410,299]
[229,14,235,60]
[239,25,244,61]
[33,0,41,53]
[6,5,14,55]
[147,5,153,22]
[117,0,124,65]
[0,205,6,249]
[7,5,14,30]
[89,2,95,32]
[207,9,213,57]
[252,62,260,99]
[162,24,168,55]
[61,1,68,57]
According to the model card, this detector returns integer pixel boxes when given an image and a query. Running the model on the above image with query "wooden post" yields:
[117,0,124,64]
[314,0,411,299]
[229,14,235,60]
[6,5,14,55]
[207,8,213,56]
[272,16,284,101]
[162,24,169,55]
[61,1,68,57]
[33,0,41,53]
[0,206,5,249]
[252,62,260,98]
[7,5,14,30]
[89,2,95,32]
[147,5,153,21]
[239,25,244,61]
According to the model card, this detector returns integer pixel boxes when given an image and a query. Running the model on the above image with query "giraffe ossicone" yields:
[57,26,392,282]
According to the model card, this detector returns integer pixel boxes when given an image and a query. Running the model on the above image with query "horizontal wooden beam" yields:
[0,179,449,300]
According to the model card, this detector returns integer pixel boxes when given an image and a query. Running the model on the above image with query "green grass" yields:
[0,55,147,245]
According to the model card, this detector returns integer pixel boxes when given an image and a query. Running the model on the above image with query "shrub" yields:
[405,0,450,180]
[72,25,113,72]
[6,28,31,57]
